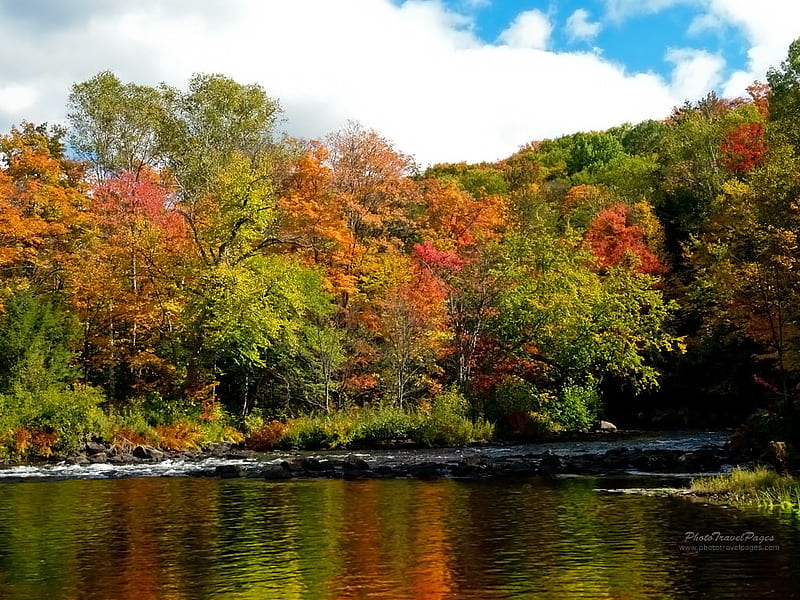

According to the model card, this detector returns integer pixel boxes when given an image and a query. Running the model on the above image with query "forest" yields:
[1,39,800,458]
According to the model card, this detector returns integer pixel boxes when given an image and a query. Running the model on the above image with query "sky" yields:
[0,0,798,166]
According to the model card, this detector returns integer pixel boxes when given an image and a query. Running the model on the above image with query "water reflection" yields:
[0,477,797,599]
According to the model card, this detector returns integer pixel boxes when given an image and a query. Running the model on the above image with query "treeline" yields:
[2,40,800,456]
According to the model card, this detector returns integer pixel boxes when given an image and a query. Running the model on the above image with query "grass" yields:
[690,466,800,509]
[244,403,495,451]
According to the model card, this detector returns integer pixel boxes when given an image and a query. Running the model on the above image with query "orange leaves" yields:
[0,125,88,289]
[720,122,767,175]
[417,178,506,250]
[585,204,665,275]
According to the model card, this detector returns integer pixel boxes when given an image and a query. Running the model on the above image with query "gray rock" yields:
[85,441,108,456]
[538,450,564,476]
[215,464,244,478]
[343,455,370,471]
[88,452,108,464]
[261,464,292,480]
[67,454,90,466]
[132,445,164,461]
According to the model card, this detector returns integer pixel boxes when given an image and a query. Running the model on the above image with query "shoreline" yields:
[0,431,743,483]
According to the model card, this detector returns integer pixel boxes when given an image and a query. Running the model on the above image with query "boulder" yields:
[215,464,244,478]
[261,464,292,480]
[84,441,108,456]
[132,445,164,461]
[538,450,565,476]
[343,455,370,471]
[88,452,108,464]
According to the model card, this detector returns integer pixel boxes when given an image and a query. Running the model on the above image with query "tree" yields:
[68,71,164,178]
[767,37,800,148]
[494,232,674,392]
[585,204,665,275]
[0,122,89,296]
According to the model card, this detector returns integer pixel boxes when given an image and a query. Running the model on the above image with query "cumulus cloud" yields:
[498,9,552,50]
[604,0,691,22]
[566,9,602,42]
[0,0,737,166]
[666,47,725,102]
[701,0,800,97]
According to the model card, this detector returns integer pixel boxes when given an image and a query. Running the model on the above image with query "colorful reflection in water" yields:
[0,477,798,599]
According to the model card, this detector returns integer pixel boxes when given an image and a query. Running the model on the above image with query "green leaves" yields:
[189,256,333,370]
[495,232,673,390]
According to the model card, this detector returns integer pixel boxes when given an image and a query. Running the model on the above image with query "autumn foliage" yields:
[7,58,800,457]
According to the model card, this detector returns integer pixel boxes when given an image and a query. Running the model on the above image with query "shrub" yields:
[553,385,600,430]
[246,420,289,451]
[355,404,419,445]
[281,412,357,449]
[412,389,494,447]
[0,384,112,456]
[154,420,205,450]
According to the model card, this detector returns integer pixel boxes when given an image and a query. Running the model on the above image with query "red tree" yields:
[585,204,664,275]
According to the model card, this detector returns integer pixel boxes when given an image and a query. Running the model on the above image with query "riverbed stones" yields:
[84,441,108,456]
[132,445,164,461]
[88,452,108,464]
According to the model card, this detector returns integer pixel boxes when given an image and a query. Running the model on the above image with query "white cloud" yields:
[0,0,708,166]
[666,47,725,101]
[604,0,692,22]
[566,9,602,42]
[498,9,552,50]
[0,85,37,115]
[686,13,724,36]
[700,0,800,97]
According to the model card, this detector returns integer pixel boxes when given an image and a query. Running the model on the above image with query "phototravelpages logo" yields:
[679,531,780,553]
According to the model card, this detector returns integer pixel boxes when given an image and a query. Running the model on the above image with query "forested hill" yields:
[1,40,800,458]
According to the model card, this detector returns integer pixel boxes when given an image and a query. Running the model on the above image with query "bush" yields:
[412,389,494,447]
[553,385,600,430]
[355,404,419,445]
[246,420,289,451]
[280,412,357,449]
[0,385,112,457]
[691,467,800,508]
[490,378,600,435]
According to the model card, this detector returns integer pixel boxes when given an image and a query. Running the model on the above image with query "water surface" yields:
[0,476,797,599]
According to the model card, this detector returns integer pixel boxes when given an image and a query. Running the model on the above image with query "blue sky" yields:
[0,0,797,165]
[441,0,752,80]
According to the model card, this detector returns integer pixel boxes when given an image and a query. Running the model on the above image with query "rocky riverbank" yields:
[0,431,743,482]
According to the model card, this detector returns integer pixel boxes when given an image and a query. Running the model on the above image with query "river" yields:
[0,432,798,599]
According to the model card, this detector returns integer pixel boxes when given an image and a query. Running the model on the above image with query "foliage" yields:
[9,45,800,451]
[690,467,800,508]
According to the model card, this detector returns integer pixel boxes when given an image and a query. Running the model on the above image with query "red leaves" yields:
[585,204,664,275]
[93,170,185,239]
[720,122,767,175]
[412,241,463,272]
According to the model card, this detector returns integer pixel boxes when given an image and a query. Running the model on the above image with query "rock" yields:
[88,452,108,464]
[281,458,307,472]
[132,445,164,461]
[302,457,326,471]
[67,454,90,466]
[261,464,292,480]
[343,455,370,471]
[208,441,233,457]
[597,420,618,432]
[215,464,244,478]
[408,462,443,479]
[538,451,564,476]
[373,465,400,477]
[108,452,134,464]
[84,441,108,456]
